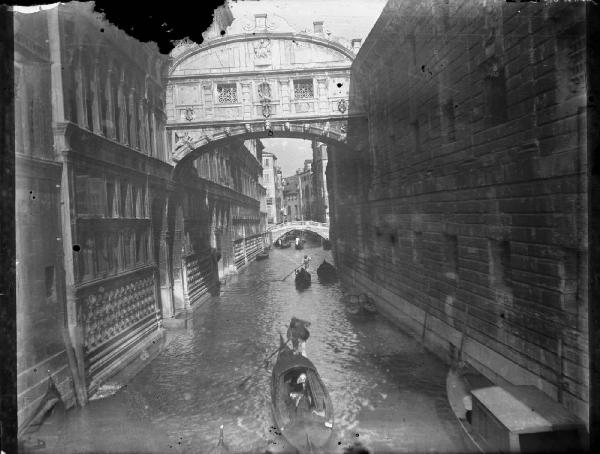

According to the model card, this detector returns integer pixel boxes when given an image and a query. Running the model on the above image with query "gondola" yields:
[316,260,337,282]
[271,335,334,452]
[295,268,311,289]
[295,242,304,250]
[256,250,269,260]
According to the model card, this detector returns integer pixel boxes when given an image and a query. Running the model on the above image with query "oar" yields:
[238,339,290,389]
[281,264,304,282]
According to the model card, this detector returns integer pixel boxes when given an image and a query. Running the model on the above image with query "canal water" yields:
[119,238,473,454]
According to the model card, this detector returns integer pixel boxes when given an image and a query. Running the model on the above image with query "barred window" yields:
[217,83,238,104]
[294,79,314,99]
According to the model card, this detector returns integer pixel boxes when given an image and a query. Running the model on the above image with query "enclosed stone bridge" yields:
[268,221,330,241]
[166,11,362,167]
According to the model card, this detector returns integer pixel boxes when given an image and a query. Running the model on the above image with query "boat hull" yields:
[271,344,334,452]
[295,270,311,289]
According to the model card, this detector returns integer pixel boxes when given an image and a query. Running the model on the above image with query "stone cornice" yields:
[168,66,351,82]
[169,32,356,76]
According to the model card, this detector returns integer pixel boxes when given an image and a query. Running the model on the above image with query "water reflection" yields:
[125,238,468,453]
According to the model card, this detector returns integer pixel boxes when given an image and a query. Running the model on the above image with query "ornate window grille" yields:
[294,79,314,99]
[217,83,238,104]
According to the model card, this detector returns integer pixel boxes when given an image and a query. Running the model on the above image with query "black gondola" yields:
[295,267,311,288]
[316,260,337,282]
[271,335,334,452]
[256,250,269,260]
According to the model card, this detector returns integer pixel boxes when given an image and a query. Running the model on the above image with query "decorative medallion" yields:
[184,107,195,121]
[253,39,272,65]
[261,103,272,118]
[258,82,272,118]
[337,99,348,114]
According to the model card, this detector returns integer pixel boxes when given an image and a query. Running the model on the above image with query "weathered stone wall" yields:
[332,0,589,424]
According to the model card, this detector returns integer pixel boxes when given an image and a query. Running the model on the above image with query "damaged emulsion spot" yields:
[72,244,81,252]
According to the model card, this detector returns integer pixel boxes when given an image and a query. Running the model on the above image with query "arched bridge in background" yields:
[268,221,330,241]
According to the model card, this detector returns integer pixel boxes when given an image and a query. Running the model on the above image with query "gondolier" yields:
[303,255,311,269]
[287,317,310,357]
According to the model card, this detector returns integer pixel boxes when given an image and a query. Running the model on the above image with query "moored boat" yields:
[295,242,304,250]
[271,336,334,452]
[316,260,337,282]
[295,268,311,289]
[256,250,269,260]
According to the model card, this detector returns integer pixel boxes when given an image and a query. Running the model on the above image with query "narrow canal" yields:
[109,237,472,454]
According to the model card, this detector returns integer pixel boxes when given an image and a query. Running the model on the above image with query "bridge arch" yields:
[268,221,330,242]
[170,120,350,177]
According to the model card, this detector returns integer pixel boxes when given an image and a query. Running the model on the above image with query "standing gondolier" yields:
[303,255,311,270]
[287,317,310,357]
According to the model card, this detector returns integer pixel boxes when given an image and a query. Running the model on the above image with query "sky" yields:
[261,138,313,177]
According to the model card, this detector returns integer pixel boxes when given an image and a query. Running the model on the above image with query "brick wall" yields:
[331,0,589,424]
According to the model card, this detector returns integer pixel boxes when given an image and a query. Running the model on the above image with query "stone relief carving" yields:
[253,38,272,65]
[337,99,348,114]
[175,132,194,151]
[184,107,196,121]
[258,82,272,118]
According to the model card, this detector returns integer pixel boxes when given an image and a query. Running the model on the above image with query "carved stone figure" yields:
[175,132,194,150]
[253,38,271,60]
[337,99,348,114]
[184,107,195,121]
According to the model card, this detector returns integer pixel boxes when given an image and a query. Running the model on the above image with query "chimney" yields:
[351,38,362,51]
[313,21,324,34]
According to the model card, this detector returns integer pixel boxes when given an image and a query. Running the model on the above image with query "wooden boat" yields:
[446,364,492,453]
[256,251,269,260]
[316,260,337,282]
[271,335,334,452]
[295,242,304,250]
[295,268,311,289]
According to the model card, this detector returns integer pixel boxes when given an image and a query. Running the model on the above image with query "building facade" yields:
[15,2,172,425]
[330,0,589,426]
[262,151,278,225]
[312,141,329,223]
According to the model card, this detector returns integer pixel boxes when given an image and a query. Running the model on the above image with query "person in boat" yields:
[295,237,300,247]
[289,373,313,416]
[303,255,311,270]
[287,317,310,357]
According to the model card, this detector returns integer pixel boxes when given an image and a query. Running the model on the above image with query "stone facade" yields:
[330,0,589,425]
[165,10,355,165]
[312,141,329,223]
[15,2,171,425]
[262,151,278,225]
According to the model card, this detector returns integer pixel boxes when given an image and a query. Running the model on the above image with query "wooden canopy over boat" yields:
[271,337,334,452]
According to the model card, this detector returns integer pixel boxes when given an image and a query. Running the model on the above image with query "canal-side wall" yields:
[332,0,589,425]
